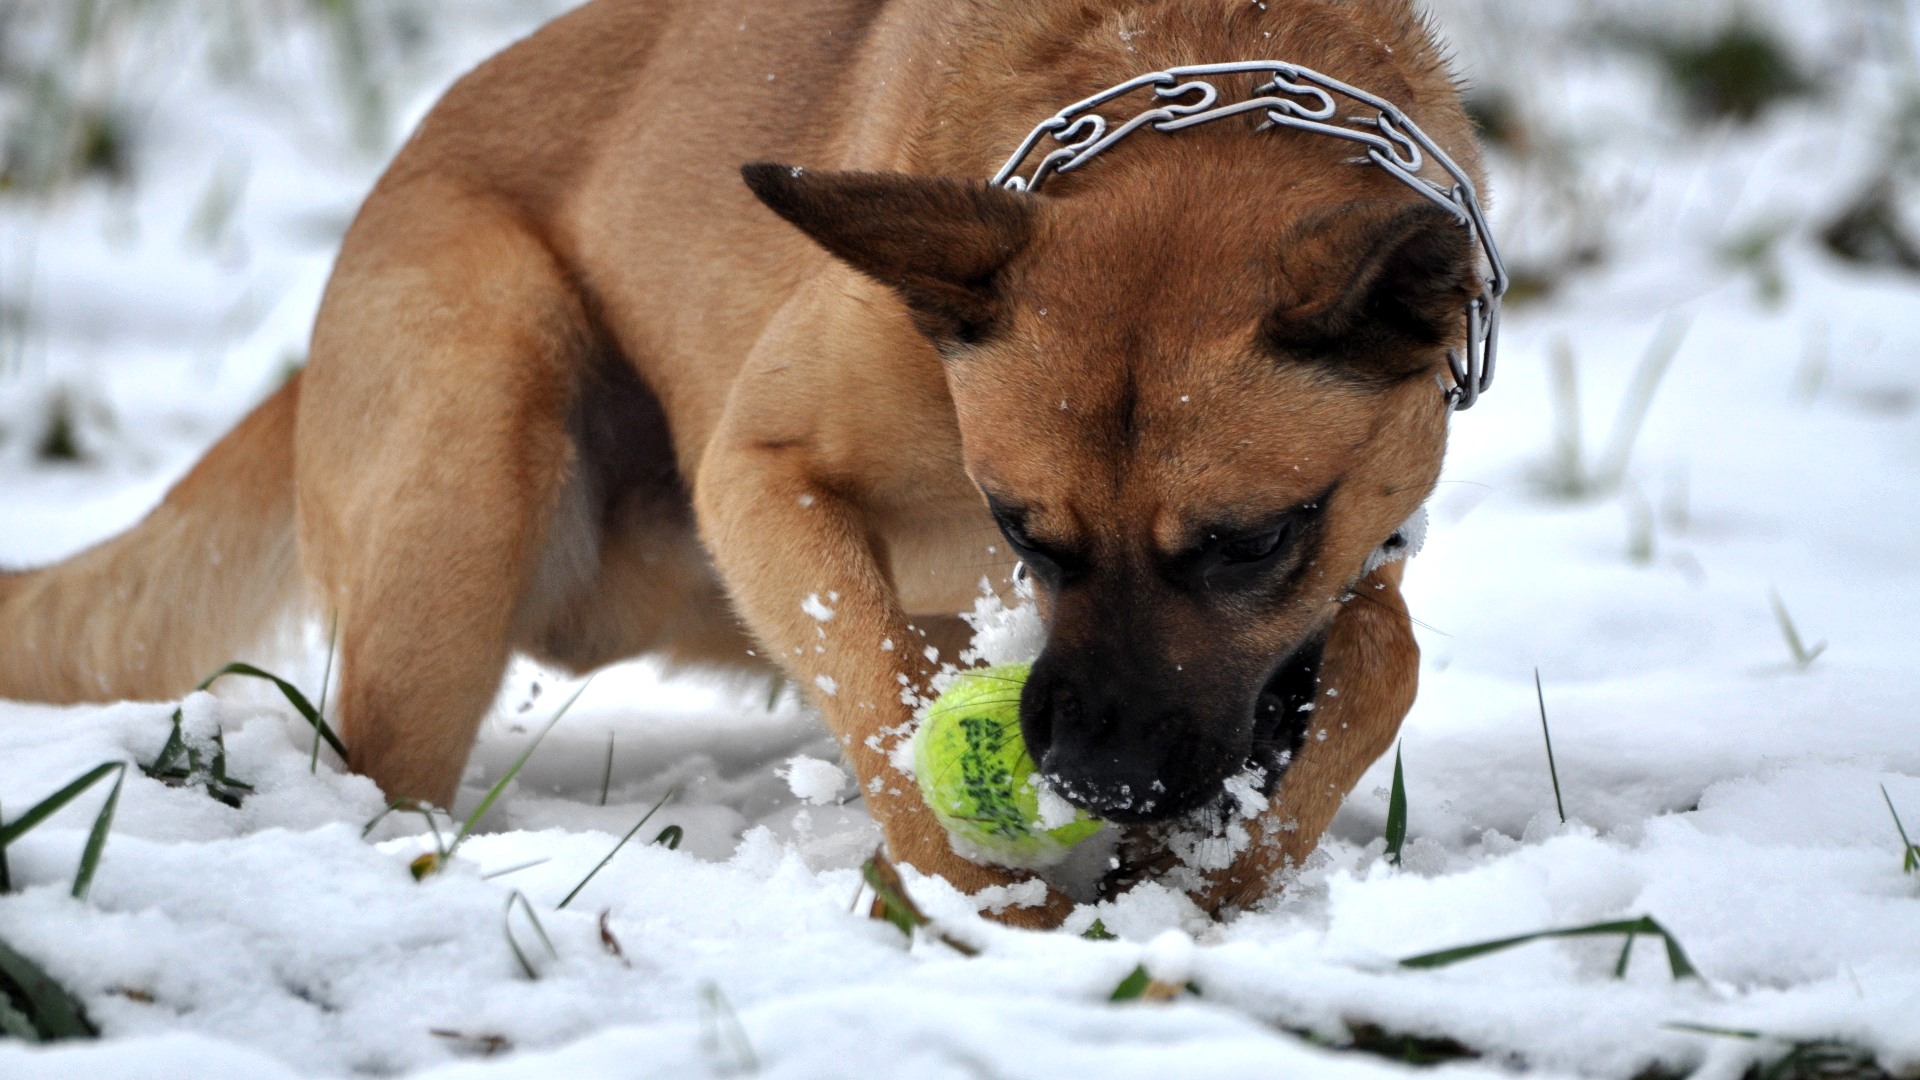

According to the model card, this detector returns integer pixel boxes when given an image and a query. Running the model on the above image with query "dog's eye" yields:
[990,507,1080,583]
[997,516,1056,567]
[1190,508,1318,590]
[1181,490,1332,593]
[1218,525,1292,567]
[998,515,1037,553]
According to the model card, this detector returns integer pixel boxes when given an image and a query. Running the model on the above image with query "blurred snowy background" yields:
[2,2,1919,1078]
[0,0,1914,487]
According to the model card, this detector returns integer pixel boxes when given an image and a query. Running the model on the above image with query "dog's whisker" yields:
[1343,585,1450,637]
[1381,479,1493,498]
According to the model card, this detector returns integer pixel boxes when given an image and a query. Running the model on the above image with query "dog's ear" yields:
[1264,201,1479,383]
[742,163,1034,347]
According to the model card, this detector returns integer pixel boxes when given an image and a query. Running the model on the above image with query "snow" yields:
[4,1,1920,1077]
[1142,929,1198,986]
[1363,506,1429,577]
[1033,778,1083,832]
[957,587,1047,668]
[778,756,849,807]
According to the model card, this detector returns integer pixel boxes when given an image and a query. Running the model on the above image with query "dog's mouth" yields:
[1248,631,1328,798]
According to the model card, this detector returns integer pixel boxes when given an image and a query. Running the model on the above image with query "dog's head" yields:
[744,136,1478,822]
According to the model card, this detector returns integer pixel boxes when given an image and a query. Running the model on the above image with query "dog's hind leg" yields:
[296,182,586,810]
[1195,561,1422,913]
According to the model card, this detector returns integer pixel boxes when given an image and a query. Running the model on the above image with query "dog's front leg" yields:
[1194,562,1422,914]
[696,415,1073,930]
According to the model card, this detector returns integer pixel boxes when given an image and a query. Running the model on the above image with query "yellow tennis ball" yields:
[912,662,1102,869]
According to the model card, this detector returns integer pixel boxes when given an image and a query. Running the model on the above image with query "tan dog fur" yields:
[0,0,1481,926]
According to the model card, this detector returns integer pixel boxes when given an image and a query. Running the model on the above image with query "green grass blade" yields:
[313,614,339,774]
[0,996,36,1041]
[557,788,673,910]
[855,850,983,957]
[1384,743,1408,866]
[208,729,254,794]
[0,762,125,848]
[1768,590,1826,670]
[143,707,251,808]
[1596,315,1689,490]
[145,709,191,780]
[1083,919,1116,941]
[1655,918,1700,980]
[1109,965,1151,1001]
[1880,785,1919,874]
[1400,927,1579,970]
[450,676,594,857]
[598,732,615,808]
[503,891,557,980]
[69,765,127,901]
[317,614,338,718]
[1546,335,1586,496]
[361,798,408,838]
[480,857,551,881]
[861,852,929,938]
[654,825,683,850]
[1613,931,1636,979]
[700,983,759,1075]
[0,936,97,1041]
[1664,1022,1764,1041]
[1402,916,1700,981]
[199,662,347,760]
[362,798,448,854]
[1535,669,1567,824]
[1758,1040,1878,1080]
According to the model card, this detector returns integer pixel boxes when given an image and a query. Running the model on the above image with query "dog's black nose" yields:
[1040,758,1180,820]
[1021,662,1228,823]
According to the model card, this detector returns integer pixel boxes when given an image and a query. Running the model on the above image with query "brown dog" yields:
[0,0,1488,925]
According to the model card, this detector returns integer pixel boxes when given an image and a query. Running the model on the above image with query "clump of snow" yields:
[1362,505,1430,578]
[778,755,849,806]
[885,729,919,782]
[1142,929,1197,986]
[1153,814,1256,883]
[1220,766,1269,819]
[800,593,836,622]
[957,586,1046,668]
[963,878,1052,915]
[1033,777,1083,831]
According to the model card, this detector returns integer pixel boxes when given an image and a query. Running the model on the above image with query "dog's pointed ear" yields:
[1265,202,1479,382]
[742,163,1034,347]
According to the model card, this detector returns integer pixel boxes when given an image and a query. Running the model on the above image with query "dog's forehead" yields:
[981,160,1445,383]
[954,353,1382,539]
[1020,145,1422,292]
[951,153,1452,536]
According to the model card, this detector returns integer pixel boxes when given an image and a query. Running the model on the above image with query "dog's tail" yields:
[0,372,304,704]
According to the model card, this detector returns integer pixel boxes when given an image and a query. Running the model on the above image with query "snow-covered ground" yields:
[3,2,1918,1077]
